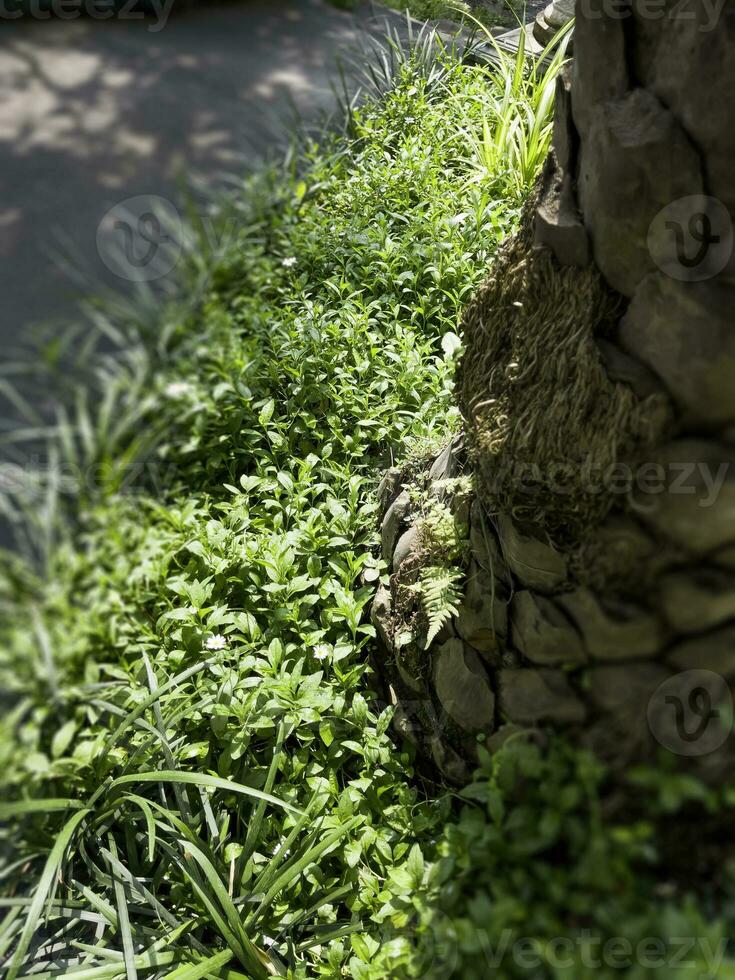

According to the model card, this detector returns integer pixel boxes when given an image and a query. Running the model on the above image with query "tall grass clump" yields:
[1,33,733,980]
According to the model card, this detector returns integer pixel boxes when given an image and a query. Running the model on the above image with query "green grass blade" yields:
[108,771,301,816]
[160,949,233,980]
[0,799,84,820]
[6,807,90,980]
[106,835,138,980]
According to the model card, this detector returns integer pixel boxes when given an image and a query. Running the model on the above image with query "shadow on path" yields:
[0,0,404,356]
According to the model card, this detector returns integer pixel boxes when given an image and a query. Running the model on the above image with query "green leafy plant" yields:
[1,28,732,980]
[453,22,573,197]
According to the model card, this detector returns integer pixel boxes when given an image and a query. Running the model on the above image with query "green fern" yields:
[418,565,463,647]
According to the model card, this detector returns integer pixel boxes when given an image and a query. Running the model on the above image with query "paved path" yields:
[0,0,402,361]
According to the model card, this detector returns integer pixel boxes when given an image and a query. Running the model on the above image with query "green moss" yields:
[458,198,674,550]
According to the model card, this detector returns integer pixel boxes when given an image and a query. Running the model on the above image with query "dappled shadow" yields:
[0,0,405,355]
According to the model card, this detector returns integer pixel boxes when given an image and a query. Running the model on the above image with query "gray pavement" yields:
[0,0,403,361]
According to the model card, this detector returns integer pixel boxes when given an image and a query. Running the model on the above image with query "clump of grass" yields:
[1,33,733,980]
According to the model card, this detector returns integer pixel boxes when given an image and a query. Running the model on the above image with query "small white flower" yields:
[206,634,228,651]
[405,115,416,124]
[313,644,330,661]
[165,381,193,399]
[281,256,297,268]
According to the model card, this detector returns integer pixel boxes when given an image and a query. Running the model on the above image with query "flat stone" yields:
[667,625,735,680]
[377,467,402,515]
[381,489,411,562]
[576,88,704,297]
[558,588,663,661]
[370,584,394,652]
[587,663,671,714]
[535,154,590,267]
[632,440,735,556]
[455,561,508,658]
[578,516,661,589]
[432,638,496,732]
[660,568,735,635]
[496,513,567,593]
[584,662,671,761]
[392,523,423,573]
[469,502,511,588]
[428,437,461,482]
[619,275,735,427]
[499,667,586,725]
[511,590,587,666]
[595,337,668,401]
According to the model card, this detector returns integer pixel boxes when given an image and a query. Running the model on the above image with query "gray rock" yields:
[392,523,423,573]
[496,513,567,593]
[486,723,535,754]
[428,438,461,482]
[432,638,496,732]
[583,662,671,762]
[381,490,411,562]
[428,735,470,785]
[576,88,704,297]
[455,560,508,658]
[397,660,426,695]
[391,704,419,748]
[667,625,735,680]
[619,275,735,427]
[499,667,586,725]
[632,440,735,556]
[578,515,662,590]
[595,337,667,401]
[535,154,590,268]
[371,584,394,652]
[551,63,575,177]
[511,590,587,666]
[449,487,472,530]
[557,588,663,661]
[377,467,402,515]
[571,0,629,138]
[660,567,735,635]
[713,544,735,570]
[586,663,671,714]
[632,10,735,217]
[469,502,511,587]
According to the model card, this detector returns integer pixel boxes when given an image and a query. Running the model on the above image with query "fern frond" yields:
[419,565,463,647]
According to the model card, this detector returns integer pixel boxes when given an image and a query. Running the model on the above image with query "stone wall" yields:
[373,0,735,784]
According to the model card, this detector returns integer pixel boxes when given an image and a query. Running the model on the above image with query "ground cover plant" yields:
[1,30,734,980]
